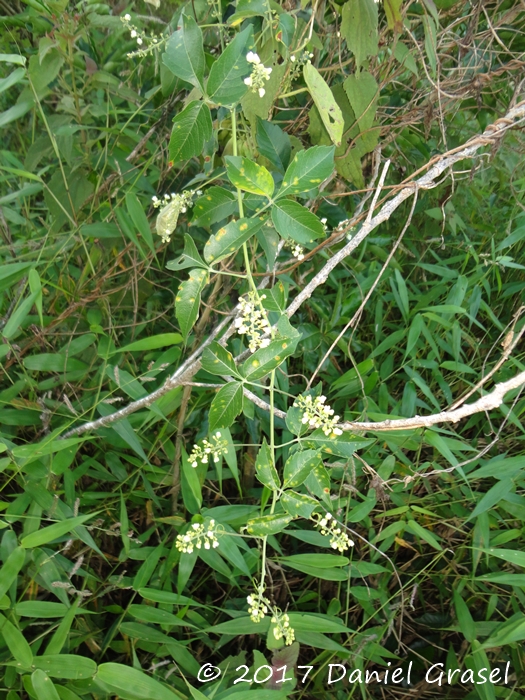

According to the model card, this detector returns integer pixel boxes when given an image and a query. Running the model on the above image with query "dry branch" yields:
[339,370,525,433]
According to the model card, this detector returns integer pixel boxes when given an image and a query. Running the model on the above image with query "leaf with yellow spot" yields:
[276,145,335,199]
[283,449,322,489]
[247,513,293,537]
[175,268,208,340]
[204,217,265,264]
[281,490,319,518]
[225,156,274,198]
[202,341,242,379]
[242,335,299,381]
[255,438,280,491]
[209,382,244,431]
[191,187,237,228]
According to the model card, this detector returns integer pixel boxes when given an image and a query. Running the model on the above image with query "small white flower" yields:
[290,55,296,62]
[124,13,131,21]
[130,30,137,38]
[313,512,353,552]
[137,37,143,45]
[244,76,253,86]
[294,393,342,437]
[258,87,265,98]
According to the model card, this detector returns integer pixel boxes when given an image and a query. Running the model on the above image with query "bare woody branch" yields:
[60,99,525,438]
[338,369,525,433]
[286,100,525,317]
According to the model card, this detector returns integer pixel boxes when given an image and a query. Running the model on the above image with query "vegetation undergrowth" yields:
[0,0,525,699]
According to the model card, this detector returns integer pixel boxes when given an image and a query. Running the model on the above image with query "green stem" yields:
[231,107,277,596]
[278,87,309,100]
[231,107,260,300]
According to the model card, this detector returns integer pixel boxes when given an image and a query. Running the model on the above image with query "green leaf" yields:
[246,513,293,536]
[2,291,39,340]
[0,101,33,129]
[32,669,60,700]
[0,546,25,600]
[303,63,343,146]
[467,478,514,522]
[481,614,525,649]
[204,217,264,264]
[304,463,331,499]
[255,439,280,490]
[241,61,287,125]
[281,491,318,518]
[162,14,205,91]
[225,156,274,198]
[343,71,378,133]
[256,118,291,172]
[125,193,155,256]
[453,590,476,643]
[283,449,322,489]
[166,233,207,272]
[0,612,32,666]
[209,382,244,431]
[242,334,300,381]
[228,0,270,25]
[341,0,378,71]
[271,200,325,245]
[290,612,352,633]
[277,145,335,199]
[205,615,270,635]
[0,67,25,95]
[28,268,43,326]
[175,268,208,340]
[112,333,183,354]
[32,655,97,680]
[0,53,27,66]
[191,187,237,228]
[406,519,442,551]
[96,663,181,700]
[281,560,349,581]
[303,433,374,458]
[45,598,80,655]
[384,0,403,31]
[169,100,212,163]
[15,602,69,618]
[484,548,525,568]
[21,513,96,548]
[202,342,242,378]
[280,553,349,568]
[207,26,254,105]
[180,449,202,514]
[128,604,195,628]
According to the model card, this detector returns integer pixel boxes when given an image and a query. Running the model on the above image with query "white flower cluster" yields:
[244,52,272,98]
[234,292,271,353]
[291,244,304,260]
[176,520,220,554]
[152,190,200,244]
[247,591,270,623]
[246,588,295,645]
[314,512,354,552]
[283,240,305,261]
[294,394,343,436]
[287,50,314,84]
[121,14,166,58]
[188,432,228,468]
[271,610,295,645]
